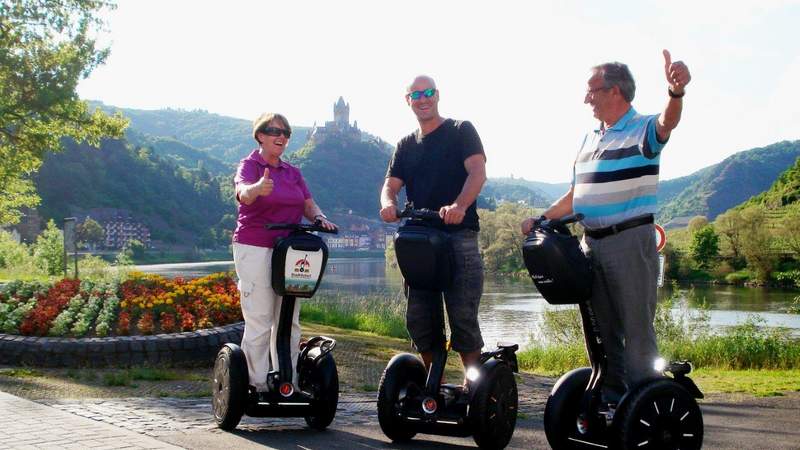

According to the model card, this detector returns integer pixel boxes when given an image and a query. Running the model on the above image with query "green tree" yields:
[124,239,145,259]
[687,215,709,233]
[75,217,104,249]
[776,204,800,258]
[714,209,745,266]
[478,203,537,274]
[739,207,777,283]
[0,0,128,224]
[32,220,65,275]
[689,225,719,270]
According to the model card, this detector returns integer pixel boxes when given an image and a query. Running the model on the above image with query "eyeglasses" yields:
[260,127,291,138]
[407,88,436,100]
[585,86,611,98]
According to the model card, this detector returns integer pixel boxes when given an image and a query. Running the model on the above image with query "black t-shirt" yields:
[386,119,486,231]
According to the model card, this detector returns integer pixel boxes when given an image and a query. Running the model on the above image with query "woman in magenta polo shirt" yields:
[233,112,336,393]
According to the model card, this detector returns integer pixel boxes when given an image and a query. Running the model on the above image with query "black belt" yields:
[584,215,654,239]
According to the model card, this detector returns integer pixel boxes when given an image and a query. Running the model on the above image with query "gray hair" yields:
[592,62,635,102]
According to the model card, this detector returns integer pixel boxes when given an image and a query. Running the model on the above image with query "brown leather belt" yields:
[584,214,654,239]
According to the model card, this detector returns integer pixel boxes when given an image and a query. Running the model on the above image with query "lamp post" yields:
[63,217,77,279]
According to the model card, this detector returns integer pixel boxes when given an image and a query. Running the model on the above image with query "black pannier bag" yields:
[272,232,329,298]
[394,224,455,291]
[522,223,593,305]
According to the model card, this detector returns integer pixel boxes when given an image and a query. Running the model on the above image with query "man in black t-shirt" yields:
[380,75,488,380]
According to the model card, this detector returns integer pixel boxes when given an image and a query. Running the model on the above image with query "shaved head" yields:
[407,75,437,93]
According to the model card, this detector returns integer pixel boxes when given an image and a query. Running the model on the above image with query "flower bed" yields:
[0,272,242,338]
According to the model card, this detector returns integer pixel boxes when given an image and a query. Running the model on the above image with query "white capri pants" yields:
[233,242,301,391]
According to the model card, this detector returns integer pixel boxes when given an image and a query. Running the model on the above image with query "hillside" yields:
[741,155,800,209]
[288,136,390,219]
[33,139,235,246]
[481,180,553,208]
[125,128,233,176]
[90,102,311,164]
[489,177,569,202]
[657,140,800,223]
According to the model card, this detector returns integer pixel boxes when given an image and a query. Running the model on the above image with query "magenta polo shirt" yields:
[232,149,311,248]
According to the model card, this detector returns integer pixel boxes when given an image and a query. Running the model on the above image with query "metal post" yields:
[63,218,76,279]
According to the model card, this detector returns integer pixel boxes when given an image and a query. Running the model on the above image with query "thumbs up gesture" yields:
[663,49,691,95]
[255,167,274,197]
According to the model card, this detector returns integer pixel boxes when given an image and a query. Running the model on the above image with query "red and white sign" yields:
[655,224,666,253]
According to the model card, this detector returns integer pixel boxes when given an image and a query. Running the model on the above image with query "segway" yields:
[213,221,339,431]
[522,214,704,450]
[377,202,520,449]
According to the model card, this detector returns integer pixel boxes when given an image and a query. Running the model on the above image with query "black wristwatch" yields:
[668,87,685,98]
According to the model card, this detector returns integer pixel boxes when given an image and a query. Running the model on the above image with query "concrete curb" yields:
[0,322,244,367]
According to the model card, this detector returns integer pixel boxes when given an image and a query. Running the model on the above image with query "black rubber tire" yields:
[616,379,703,450]
[470,363,519,449]
[304,354,339,430]
[377,353,427,442]
[543,367,592,450]
[212,344,248,431]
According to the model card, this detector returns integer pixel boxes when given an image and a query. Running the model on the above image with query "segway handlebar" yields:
[265,220,338,234]
[396,201,442,222]
[546,213,584,227]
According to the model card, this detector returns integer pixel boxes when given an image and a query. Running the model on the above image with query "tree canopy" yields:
[0,0,127,224]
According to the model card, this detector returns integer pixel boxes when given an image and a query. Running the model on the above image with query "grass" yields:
[693,368,800,397]
[300,292,408,339]
[0,368,42,378]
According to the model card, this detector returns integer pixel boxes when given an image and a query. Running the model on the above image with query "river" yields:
[136,258,800,349]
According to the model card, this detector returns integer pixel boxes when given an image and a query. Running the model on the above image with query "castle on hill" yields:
[309,96,361,142]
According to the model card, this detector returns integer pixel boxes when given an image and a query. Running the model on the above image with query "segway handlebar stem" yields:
[265,220,338,234]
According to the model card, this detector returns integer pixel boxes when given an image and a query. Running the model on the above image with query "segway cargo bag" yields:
[522,226,592,305]
[394,224,454,291]
[272,233,329,298]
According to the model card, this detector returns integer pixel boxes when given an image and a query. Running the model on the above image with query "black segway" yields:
[522,214,704,450]
[377,202,520,449]
[213,221,339,431]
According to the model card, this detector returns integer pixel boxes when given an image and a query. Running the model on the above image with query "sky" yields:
[77,0,800,183]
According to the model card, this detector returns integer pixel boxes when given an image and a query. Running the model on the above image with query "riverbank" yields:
[1,322,798,399]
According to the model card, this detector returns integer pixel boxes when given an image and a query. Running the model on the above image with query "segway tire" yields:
[212,344,248,431]
[377,353,427,442]
[304,353,339,430]
[616,379,703,450]
[470,362,518,449]
[543,367,592,450]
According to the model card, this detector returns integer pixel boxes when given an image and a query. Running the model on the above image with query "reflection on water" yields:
[137,259,800,349]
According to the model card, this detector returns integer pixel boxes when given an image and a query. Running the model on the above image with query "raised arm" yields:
[656,49,691,142]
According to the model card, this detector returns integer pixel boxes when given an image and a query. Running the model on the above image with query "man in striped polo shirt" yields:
[522,50,691,408]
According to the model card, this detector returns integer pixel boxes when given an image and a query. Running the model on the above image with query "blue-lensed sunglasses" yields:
[408,88,436,100]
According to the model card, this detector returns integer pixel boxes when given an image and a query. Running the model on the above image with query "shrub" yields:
[31,220,65,276]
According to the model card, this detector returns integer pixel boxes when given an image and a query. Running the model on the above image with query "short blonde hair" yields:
[252,112,291,143]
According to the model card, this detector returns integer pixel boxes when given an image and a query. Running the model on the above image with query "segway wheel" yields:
[212,344,248,431]
[377,353,427,442]
[543,367,592,450]
[304,353,339,430]
[616,379,703,450]
[470,362,518,449]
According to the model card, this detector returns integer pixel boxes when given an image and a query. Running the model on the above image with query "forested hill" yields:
[125,128,233,176]
[657,140,800,223]
[33,139,235,246]
[90,102,311,164]
[740,155,800,209]
[288,136,390,218]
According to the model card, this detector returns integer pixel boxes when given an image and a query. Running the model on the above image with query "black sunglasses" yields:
[260,126,291,138]
[407,88,436,100]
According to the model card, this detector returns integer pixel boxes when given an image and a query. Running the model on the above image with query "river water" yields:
[136,258,800,349]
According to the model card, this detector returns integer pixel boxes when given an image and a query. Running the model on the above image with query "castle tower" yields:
[333,96,349,129]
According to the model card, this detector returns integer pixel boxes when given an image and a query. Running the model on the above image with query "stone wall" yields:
[0,323,244,367]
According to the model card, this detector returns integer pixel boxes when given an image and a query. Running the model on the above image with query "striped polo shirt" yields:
[572,107,667,230]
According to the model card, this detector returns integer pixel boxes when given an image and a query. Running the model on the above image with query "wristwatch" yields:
[668,87,685,98]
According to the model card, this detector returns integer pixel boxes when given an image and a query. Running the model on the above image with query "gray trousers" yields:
[581,223,660,403]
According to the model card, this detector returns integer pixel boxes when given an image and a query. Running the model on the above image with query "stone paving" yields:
[0,391,181,450]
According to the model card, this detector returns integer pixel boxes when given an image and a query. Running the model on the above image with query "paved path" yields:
[3,388,800,449]
[0,391,181,450]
